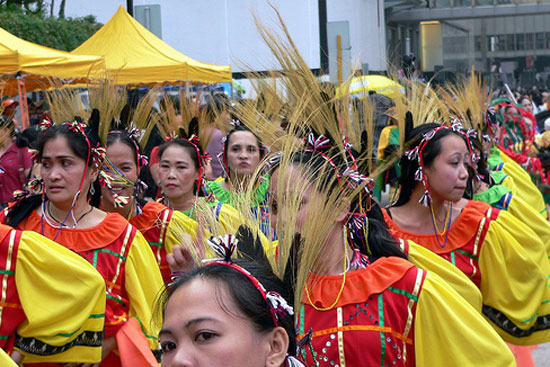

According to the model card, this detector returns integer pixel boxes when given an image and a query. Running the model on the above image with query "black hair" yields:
[6,123,101,227]
[157,259,297,356]
[222,125,265,178]
[288,149,407,260]
[393,123,464,207]
[107,131,140,166]
[16,125,41,149]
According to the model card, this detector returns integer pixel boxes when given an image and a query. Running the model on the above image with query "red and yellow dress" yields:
[0,224,105,364]
[383,200,550,345]
[298,256,515,366]
[2,210,164,366]
[129,201,197,283]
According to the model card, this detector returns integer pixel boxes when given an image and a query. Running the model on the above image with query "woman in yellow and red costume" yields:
[1,119,164,366]
[383,120,550,346]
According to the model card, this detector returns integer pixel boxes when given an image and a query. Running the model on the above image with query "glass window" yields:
[498,35,506,51]
[526,33,534,50]
[475,36,482,52]
[496,0,513,3]
[454,0,472,6]
[506,34,515,51]
[475,0,494,5]
[536,32,545,49]
[516,34,524,51]
[546,32,550,49]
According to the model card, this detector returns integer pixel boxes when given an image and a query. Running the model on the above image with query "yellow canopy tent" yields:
[71,6,232,85]
[0,26,105,127]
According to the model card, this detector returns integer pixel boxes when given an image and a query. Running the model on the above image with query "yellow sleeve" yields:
[405,240,482,311]
[415,272,515,367]
[377,126,392,159]
[164,210,198,255]
[500,154,546,217]
[14,231,106,364]
[499,174,518,196]
[125,230,164,350]
[480,211,550,345]
[507,195,550,259]
[0,349,17,367]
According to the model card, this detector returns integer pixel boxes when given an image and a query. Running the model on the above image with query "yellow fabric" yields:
[499,149,547,217]
[14,231,106,363]
[480,210,550,345]
[0,26,104,95]
[71,6,231,85]
[506,194,550,259]
[163,210,198,256]
[0,349,16,367]
[124,231,164,351]
[405,240,483,311]
[377,125,397,159]
[415,272,515,366]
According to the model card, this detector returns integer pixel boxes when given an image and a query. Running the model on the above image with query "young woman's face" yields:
[102,140,139,207]
[41,135,97,206]
[159,145,199,200]
[226,131,261,177]
[425,134,469,202]
[160,278,276,367]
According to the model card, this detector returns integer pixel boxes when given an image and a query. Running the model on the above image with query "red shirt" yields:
[0,142,32,203]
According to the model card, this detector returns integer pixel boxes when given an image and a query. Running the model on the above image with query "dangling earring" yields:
[90,184,95,196]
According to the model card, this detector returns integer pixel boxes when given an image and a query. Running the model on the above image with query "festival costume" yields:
[383,200,550,345]
[298,256,514,367]
[474,184,550,259]
[129,201,197,283]
[488,147,547,217]
[205,176,273,237]
[1,348,17,367]
[180,197,244,236]
[4,210,164,366]
[0,224,105,364]
[397,238,482,311]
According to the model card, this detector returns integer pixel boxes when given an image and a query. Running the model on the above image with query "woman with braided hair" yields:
[0,120,164,366]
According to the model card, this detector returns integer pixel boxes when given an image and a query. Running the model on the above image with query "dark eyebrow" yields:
[41,155,74,160]
[159,317,219,336]
[160,159,189,165]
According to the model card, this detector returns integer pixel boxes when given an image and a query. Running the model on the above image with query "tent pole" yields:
[16,76,29,130]
[127,0,134,16]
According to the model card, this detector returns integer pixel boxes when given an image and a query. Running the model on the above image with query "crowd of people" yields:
[1,17,550,367]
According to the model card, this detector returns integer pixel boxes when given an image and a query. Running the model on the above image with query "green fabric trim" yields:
[473,185,512,207]
[0,335,9,340]
[106,294,127,307]
[0,269,15,275]
[148,241,163,247]
[92,250,98,268]
[450,251,456,266]
[133,315,157,340]
[96,248,127,261]
[490,170,508,185]
[89,313,105,319]
[387,286,419,302]
[455,249,479,261]
[378,293,385,367]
